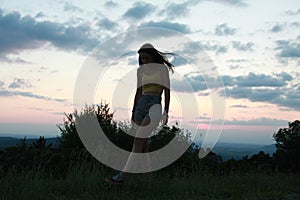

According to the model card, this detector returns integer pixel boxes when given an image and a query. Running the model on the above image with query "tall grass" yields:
[1,162,299,200]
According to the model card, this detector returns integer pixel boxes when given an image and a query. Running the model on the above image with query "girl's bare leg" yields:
[120,119,153,177]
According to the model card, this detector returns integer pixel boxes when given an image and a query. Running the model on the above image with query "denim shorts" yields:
[134,95,162,122]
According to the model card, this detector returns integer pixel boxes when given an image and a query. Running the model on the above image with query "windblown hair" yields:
[138,43,174,73]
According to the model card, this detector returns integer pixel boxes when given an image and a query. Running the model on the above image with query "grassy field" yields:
[1,164,300,200]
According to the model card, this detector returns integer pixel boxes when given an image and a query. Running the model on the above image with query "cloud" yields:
[197,41,228,54]
[286,8,300,16]
[0,81,4,88]
[35,12,45,18]
[64,2,83,12]
[275,38,300,58]
[0,89,66,103]
[229,65,242,70]
[162,2,189,19]
[216,46,228,54]
[223,117,288,126]
[0,55,31,64]
[8,78,32,89]
[274,72,293,82]
[196,114,211,120]
[231,41,254,51]
[227,60,247,70]
[279,46,300,58]
[160,0,247,20]
[172,72,291,93]
[290,22,300,28]
[104,1,118,8]
[235,72,288,87]
[161,1,199,20]
[161,0,247,20]
[85,27,184,63]
[230,104,249,108]
[97,18,119,31]
[270,24,285,33]
[208,0,247,7]
[198,92,210,96]
[215,23,236,36]
[0,9,98,60]
[139,20,191,34]
[171,76,208,92]
[194,116,287,128]
[272,84,300,111]
[172,73,227,93]
[170,41,227,64]
[225,84,300,111]
[218,75,233,86]
[248,89,282,102]
[225,87,281,102]
[224,72,291,88]
[227,58,248,63]
[122,2,156,20]
[171,71,299,111]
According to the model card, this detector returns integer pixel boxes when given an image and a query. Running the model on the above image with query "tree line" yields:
[0,103,299,177]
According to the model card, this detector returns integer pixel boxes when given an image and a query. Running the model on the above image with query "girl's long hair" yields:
[138,43,174,73]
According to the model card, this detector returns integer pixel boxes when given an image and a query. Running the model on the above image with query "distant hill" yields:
[212,142,276,160]
[0,136,276,160]
[0,137,60,149]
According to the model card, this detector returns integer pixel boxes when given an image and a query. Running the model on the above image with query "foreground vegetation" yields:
[1,163,299,200]
[1,104,300,199]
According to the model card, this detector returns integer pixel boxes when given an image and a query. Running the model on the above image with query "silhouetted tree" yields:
[249,151,273,172]
[16,137,28,151]
[0,136,60,173]
[57,103,120,166]
[273,120,300,171]
[57,111,83,152]
[29,136,52,149]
